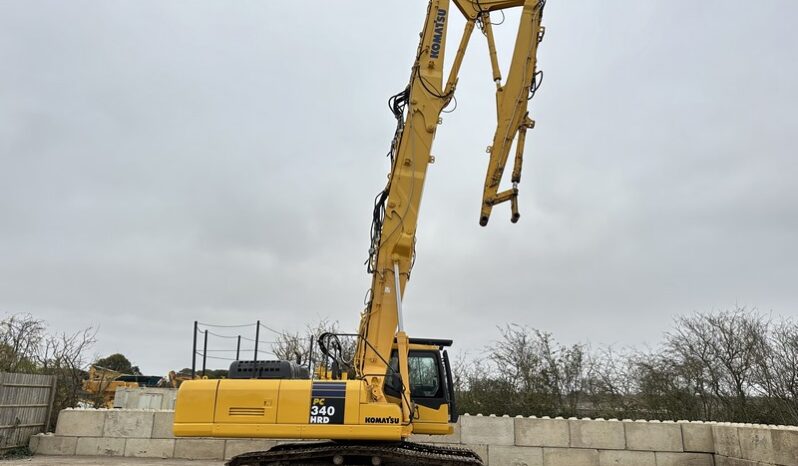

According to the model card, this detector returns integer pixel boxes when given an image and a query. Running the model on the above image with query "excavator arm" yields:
[355,0,547,414]
[476,0,546,225]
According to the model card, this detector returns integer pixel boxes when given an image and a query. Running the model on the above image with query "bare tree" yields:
[0,314,45,373]
[453,355,517,416]
[445,309,795,424]
[272,318,356,377]
[272,330,308,364]
[632,349,712,421]
[546,340,588,416]
[470,324,590,417]
[584,346,639,418]
[36,327,97,429]
[665,307,769,422]
[0,313,97,430]
[756,320,798,424]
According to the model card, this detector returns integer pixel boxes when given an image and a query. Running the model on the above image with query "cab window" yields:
[385,351,442,399]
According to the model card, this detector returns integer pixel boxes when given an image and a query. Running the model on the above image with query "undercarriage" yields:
[226,441,485,466]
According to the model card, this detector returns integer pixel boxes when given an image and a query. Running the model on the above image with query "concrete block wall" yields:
[31,409,278,461]
[418,415,717,466]
[712,422,798,466]
[29,409,798,465]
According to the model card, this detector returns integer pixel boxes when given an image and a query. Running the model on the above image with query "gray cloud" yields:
[1,0,796,373]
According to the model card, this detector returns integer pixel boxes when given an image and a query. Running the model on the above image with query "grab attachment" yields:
[478,0,545,226]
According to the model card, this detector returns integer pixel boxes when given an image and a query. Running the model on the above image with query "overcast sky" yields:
[1,1,796,374]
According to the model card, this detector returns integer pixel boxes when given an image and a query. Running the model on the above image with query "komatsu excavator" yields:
[174,1,547,464]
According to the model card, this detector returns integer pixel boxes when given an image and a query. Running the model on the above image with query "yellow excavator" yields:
[174,1,547,464]
[82,365,140,408]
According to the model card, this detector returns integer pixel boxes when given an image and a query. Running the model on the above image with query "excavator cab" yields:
[314,333,457,434]
[384,338,458,435]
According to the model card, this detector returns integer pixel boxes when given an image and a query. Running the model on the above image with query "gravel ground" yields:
[0,457,224,465]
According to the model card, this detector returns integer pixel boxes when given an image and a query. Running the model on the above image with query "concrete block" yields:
[27,434,40,452]
[712,425,741,458]
[115,387,177,410]
[488,445,543,466]
[151,410,175,439]
[654,452,714,466]
[771,428,798,466]
[75,437,126,456]
[174,438,226,460]
[115,388,140,409]
[569,419,625,450]
[411,419,461,444]
[31,435,77,455]
[225,439,279,459]
[461,415,514,446]
[124,438,175,458]
[598,450,655,466]
[737,427,773,463]
[54,409,106,437]
[543,447,599,466]
[104,410,155,438]
[625,422,683,452]
[680,423,714,453]
[516,417,569,447]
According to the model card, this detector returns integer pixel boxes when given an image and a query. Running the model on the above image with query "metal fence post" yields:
[201,330,208,377]
[191,321,198,379]
[254,321,260,363]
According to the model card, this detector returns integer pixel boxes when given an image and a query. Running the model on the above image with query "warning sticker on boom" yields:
[309,382,346,424]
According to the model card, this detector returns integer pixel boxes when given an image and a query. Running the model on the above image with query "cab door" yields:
[384,349,456,435]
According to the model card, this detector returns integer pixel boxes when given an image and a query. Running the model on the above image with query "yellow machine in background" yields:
[83,367,193,408]
[175,1,548,464]
[82,366,139,408]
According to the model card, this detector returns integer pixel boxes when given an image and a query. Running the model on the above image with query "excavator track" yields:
[227,441,485,466]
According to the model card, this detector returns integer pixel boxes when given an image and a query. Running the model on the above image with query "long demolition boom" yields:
[354,0,547,418]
